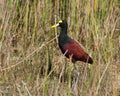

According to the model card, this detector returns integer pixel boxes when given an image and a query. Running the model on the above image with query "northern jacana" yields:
[51,20,93,64]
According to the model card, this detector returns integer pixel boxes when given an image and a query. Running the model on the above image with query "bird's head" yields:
[51,20,68,29]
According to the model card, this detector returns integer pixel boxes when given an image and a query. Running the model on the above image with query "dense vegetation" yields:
[0,0,120,96]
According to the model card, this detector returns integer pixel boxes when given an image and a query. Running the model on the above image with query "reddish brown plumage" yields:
[60,40,93,64]
[52,20,93,64]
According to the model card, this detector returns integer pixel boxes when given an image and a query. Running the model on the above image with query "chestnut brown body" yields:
[59,40,93,64]
[52,20,93,64]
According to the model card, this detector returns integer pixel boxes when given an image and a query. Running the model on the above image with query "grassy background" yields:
[0,0,120,96]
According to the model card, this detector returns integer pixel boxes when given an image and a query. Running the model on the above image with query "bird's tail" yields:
[87,56,93,64]
[82,53,93,64]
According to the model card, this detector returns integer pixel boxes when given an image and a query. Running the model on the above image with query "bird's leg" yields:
[72,64,80,93]
[69,55,80,93]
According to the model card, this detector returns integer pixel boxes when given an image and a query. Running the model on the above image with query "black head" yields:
[51,20,68,29]
[58,20,68,29]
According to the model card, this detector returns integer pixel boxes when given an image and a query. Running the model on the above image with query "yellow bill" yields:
[51,23,59,28]
[51,20,63,28]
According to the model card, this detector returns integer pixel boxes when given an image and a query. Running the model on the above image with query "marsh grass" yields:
[0,0,120,96]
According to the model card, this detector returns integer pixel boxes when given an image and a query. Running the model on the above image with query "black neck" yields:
[59,27,72,46]
[60,27,67,35]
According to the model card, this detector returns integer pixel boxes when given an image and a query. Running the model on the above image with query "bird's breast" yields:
[58,35,72,47]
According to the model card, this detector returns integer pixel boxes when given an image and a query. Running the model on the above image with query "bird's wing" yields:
[62,40,87,59]
[60,40,93,64]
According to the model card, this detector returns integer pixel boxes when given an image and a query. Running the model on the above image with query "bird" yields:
[51,20,93,64]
